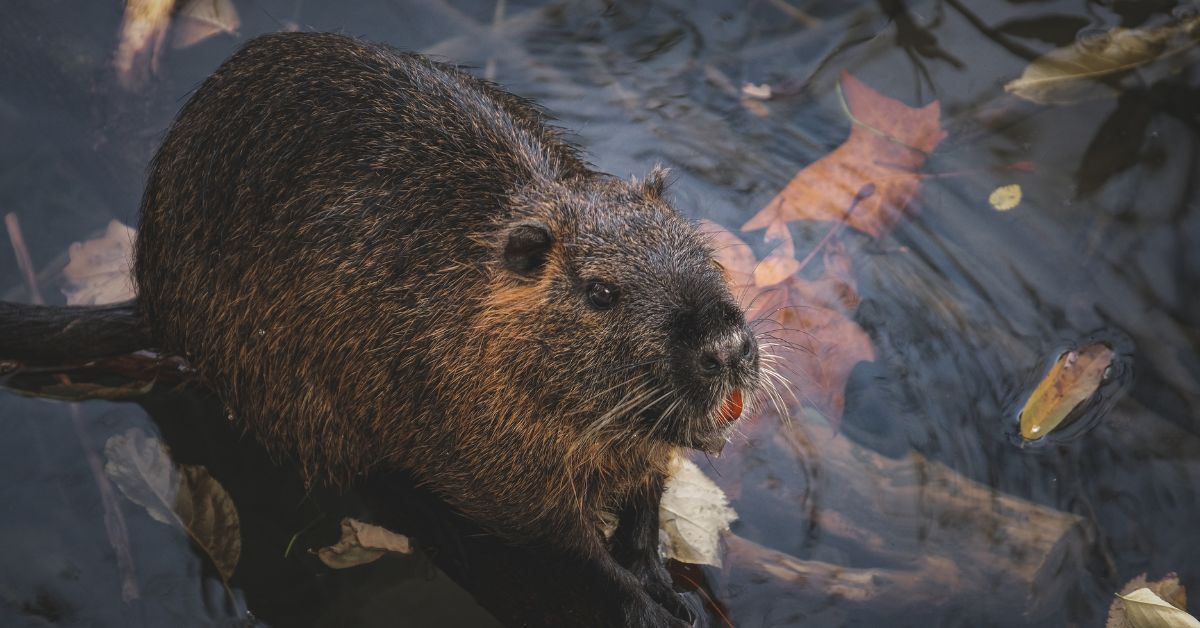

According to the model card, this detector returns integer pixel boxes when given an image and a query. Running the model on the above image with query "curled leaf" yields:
[1019,343,1114,440]
[659,454,737,566]
[1115,588,1200,628]
[316,518,413,569]
[1005,16,1200,105]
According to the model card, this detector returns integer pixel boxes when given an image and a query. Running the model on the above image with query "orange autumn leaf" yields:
[703,221,875,424]
[742,71,946,240]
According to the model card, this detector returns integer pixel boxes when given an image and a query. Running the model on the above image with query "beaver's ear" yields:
[503,222,553,276]
[641,164,670,199]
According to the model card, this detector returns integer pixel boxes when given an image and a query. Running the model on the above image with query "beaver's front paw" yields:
[621,592,692,628]
[629,560,697,626]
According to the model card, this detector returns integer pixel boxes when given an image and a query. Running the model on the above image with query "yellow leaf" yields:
[989,184,1022,211]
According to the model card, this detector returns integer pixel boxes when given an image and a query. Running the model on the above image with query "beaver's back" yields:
[134,32,587,479]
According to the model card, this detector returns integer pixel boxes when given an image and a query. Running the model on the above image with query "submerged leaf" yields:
[1115,588,1200,628]
[1019,343,1115,440]
[742,72,945,240]
[1005,15,1200,105]
[173,0,241,49]
[113,0,175,89]
[104,429,241,582]
[316,518,413,569]
[660,454,737,566]
[104,428,179,525]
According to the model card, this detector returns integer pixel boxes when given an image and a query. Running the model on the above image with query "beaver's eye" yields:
[586,282,617,310]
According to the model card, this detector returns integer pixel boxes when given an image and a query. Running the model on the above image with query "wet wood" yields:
[714,420,1086,621]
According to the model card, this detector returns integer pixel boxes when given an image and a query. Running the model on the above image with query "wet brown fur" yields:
[135,32,763,625]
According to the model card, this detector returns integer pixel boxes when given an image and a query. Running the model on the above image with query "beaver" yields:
[128,32,764,626]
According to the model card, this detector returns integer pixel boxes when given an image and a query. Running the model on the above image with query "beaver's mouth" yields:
[655,385,754,454]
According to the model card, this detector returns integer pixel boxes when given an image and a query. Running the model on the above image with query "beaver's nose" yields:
[696,327,758,377]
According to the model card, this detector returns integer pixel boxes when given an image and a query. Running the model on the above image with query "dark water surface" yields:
[2,1,1199,626]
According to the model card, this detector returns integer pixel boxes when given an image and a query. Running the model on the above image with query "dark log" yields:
[0,300,150,365]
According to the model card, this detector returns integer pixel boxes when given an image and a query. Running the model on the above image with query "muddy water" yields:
[2,1,1199,626]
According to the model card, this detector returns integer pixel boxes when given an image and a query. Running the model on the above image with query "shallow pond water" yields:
[2,1,1199,626]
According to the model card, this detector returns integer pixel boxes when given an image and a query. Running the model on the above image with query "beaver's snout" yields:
[695,327,758,379]
[669,298,761,421]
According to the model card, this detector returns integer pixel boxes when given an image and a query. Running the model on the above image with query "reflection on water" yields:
[2,1,1199,626]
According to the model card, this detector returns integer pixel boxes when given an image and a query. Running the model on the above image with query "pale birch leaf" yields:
[659,454,737,566]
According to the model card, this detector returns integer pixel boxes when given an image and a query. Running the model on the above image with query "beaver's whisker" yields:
[601,356,669,375]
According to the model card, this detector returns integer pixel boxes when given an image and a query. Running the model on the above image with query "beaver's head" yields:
[483,168,766,453]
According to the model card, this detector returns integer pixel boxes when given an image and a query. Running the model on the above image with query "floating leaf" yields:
[62,220,137,306]
[316,518,413,569]
[742,72,945,240]
[1019,343,1115,441]
[1004,15,1200,105]
[1115,588,1200,628]
[104,429,241,583]
[989,184,1022,211]
[660,454,737,566]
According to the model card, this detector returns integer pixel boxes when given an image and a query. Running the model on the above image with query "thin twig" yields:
[4,214,140,602]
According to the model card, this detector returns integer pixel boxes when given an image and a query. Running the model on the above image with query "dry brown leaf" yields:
[175,465,242,582]
[316,518,413,569]
[61,220,137,306]
[742,72,946,239]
